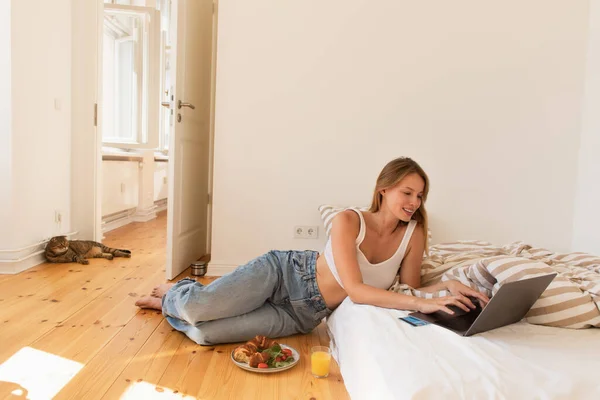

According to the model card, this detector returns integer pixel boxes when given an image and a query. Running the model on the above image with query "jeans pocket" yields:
[290,251,309,276]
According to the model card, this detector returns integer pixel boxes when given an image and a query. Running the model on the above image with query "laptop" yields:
[409,273,557,336]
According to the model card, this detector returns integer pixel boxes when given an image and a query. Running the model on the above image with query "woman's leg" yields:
[167,301,301,345]
[161,251,288,326]
[135,250,329,345]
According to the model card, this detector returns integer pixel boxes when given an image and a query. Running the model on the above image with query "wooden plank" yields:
[0,261,142,365]
[53,310,163,400]
[0,261,121,310]
[100,319,186,399]
[32,262,165,364]
[155,336,218,397]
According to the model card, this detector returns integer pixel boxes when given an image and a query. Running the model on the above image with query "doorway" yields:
[92,0,217,280]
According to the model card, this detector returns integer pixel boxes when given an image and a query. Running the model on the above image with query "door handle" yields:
[178,100,196,110]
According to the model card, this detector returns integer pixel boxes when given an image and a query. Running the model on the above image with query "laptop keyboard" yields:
[430,302,483,332]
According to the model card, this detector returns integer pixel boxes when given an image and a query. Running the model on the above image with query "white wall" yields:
[573,0,600,255]
[9,0,72,248]
[211,0,590,268]
[0,0,12,245]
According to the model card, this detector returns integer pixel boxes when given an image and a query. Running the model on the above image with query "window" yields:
[102,4,160,149]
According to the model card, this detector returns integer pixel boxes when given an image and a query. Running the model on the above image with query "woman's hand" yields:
[445,280,490,308]
[416,296,474,315]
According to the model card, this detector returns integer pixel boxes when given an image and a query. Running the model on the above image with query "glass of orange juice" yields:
[311,346,332,378]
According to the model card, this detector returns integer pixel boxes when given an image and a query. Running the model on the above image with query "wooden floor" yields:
[0,211,350,400]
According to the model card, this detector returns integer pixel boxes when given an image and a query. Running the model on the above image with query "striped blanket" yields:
[389,241,600,328]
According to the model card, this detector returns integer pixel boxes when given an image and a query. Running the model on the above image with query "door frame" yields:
[73,0,218,262]
[206,0,219,255]
[71,0,104,243]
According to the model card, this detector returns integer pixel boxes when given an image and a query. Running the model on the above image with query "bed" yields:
[326,241,600,400]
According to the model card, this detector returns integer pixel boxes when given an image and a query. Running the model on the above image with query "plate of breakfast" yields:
[231,335,300,374]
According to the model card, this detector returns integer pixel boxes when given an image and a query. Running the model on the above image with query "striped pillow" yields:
[318,204,432,242]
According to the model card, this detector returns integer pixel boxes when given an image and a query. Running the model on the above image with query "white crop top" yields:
[323,208,417,290]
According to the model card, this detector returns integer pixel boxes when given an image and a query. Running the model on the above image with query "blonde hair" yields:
[368,157,430,253]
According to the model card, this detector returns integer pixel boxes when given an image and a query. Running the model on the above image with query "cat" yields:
[44,236,131,265]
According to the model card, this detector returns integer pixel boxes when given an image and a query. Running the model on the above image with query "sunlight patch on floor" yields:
[0,347,82,399]
[120,381,195,399]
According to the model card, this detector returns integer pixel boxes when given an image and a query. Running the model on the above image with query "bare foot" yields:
[151,283,175,298]
[135,296,163,310]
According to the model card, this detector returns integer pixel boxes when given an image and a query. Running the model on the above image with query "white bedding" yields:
[327,298,600,400]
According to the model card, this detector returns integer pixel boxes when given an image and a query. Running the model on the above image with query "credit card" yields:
[399,316,430,326]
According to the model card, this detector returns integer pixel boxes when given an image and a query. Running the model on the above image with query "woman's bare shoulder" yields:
[407,222,425,251]
[331,210,361,235]
[412,222,424,235]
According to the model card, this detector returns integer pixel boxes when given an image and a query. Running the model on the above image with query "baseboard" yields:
[205,263,237,276]
[0,252,46,274]
[132,205,157,223]
[103,201,166,233]
[0,231,80,274]
[1,252,47,274]
[102,209,136,233]
[155,199,167,213]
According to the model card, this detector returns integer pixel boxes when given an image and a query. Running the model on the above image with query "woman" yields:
[136,157,489,345]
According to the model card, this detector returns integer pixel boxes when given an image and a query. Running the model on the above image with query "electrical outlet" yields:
[294,225,319,239]
[54,211,62,224]
[163,176,168,184]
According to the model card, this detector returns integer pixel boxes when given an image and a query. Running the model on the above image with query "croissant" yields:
[248,351,270,368]
[247,335,278,351]
[233,335,279,364]
[232,344,256,363]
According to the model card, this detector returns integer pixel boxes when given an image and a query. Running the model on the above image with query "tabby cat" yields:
[45,236,131,265]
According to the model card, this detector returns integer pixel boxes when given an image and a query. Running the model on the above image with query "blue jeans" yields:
[161,250,332,345]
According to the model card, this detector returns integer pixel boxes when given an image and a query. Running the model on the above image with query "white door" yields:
[165,0,214,279]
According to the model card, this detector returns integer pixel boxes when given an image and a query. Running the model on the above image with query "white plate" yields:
[231,344,300,374]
